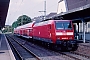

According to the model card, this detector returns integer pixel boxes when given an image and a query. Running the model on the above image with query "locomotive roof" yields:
[34,20,72,27]
[15,20,72,29]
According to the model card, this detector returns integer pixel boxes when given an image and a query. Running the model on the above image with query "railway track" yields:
[70,51,90,59]
[59,52,81,60]
[79,43,90,47]
[6,34,90,60]
[15,35,88,60]
[60,52,90,60]
[57,43,90,60]
[72,43,90,59]
[6,35,41,60]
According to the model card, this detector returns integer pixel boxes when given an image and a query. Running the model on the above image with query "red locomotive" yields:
[14,20,78,51]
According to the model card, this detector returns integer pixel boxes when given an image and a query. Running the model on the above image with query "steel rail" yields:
[70,51,90,59]
[6,35,23,60]
[59,52,81,60]
[7,35,41,60]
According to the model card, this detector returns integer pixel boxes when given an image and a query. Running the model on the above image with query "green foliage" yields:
[12,15,32,29]
[12,21,18,28]
[11,15,32,32]
[17,15,32,26]
[2,25,13,33]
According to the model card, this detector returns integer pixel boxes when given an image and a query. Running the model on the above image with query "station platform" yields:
[0,34,16,60]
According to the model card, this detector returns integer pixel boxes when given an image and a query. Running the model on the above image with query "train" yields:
[14,20,78,51]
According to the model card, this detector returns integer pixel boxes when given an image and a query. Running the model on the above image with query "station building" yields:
[57,0,90,32]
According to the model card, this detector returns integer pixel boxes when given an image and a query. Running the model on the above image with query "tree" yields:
[12,21,18,28]
[2,25,13,33]
[12,15,32,32]
[17,15,32,26]
[12,21,18,32]
[12,15,32,28]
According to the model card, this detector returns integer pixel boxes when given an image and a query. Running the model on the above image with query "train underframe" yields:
[53,40,78,51]
[33,37,78,51]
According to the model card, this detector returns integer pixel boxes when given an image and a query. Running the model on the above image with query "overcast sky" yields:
[6,0,59,25]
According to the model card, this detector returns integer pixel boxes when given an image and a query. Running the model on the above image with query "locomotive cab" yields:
[54,20,78,51]
[55,21,74,40]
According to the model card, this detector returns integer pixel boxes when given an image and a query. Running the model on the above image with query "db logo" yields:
[63,33,66,35]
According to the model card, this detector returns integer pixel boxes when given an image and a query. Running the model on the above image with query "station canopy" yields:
[0,0,10,29]
[47,4,90,23]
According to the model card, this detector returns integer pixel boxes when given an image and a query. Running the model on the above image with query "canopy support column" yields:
[82,19,85,43]
[77,23,79,33]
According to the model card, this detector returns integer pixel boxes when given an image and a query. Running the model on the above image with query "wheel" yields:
[53,44,62,51]
[71,44,78,51]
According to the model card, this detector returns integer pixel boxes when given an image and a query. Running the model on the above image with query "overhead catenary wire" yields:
[7,0,24,23]
[14,0,24,17]
[13,0,43,19]
[6,0,19,25]
[9,0,24,25]
[13,0,57,18]
[8,0,58,24]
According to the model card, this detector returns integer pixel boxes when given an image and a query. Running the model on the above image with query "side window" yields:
[29,29,32,32]
[29,29,31,32]
[49,25,51,29]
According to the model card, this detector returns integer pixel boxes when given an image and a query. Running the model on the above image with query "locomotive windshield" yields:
[55,21,72,30]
